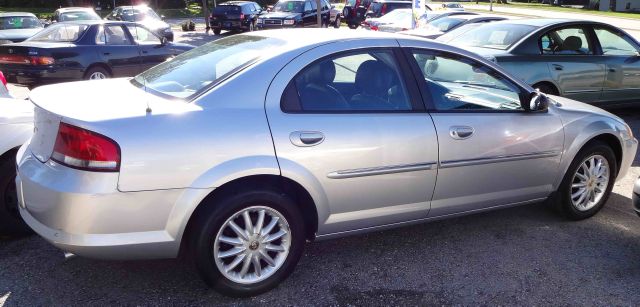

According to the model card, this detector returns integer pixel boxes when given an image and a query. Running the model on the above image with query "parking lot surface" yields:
[2,27,640,306]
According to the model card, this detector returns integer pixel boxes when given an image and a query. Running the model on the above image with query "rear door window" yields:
[541,27,593,55]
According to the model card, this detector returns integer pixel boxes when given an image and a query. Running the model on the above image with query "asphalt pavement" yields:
[2,26,640,306]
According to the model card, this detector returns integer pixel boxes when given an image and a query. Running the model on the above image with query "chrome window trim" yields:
[327,162,437,179]
[439,150,561,169]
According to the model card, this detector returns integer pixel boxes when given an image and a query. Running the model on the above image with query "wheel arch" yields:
[532,81,560,95]
[177,174,320,257]
[83,62,112,78]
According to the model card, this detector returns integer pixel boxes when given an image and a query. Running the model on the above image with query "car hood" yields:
[261,12,301,19]
[0,98,34,124]
[0,28,43,41]
[549,95,625,123]
[29,78,201,122]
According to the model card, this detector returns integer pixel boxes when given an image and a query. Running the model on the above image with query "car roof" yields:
[56,7,95,12]
[489,18,592,27]
[443,14,505,21]
[0,12,37,17]
[219,1,255,4]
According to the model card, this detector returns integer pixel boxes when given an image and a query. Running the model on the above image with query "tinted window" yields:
[98,25,132,45]
[0,16,41,30]
[595,27,638,56]
[121,7,161,21]
[427,17,465,32]
[133,35,285,99]
[214,5,241,13]
[282,50,412,112]
[60,10,100,21]
[449,23,535,50]
[541,27,592,55]
[29,24,88,42]
[412,51,522,111]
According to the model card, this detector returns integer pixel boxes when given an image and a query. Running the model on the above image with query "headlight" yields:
[257,18,263,24]
[283,19,295,25]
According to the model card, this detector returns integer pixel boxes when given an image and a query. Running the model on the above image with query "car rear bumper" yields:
[211,20,251,31]
[1,65,83,87]
[16,145,183,260]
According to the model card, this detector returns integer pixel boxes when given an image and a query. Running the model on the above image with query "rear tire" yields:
[334,16,341,28]
[190,188,305,297]
[213,28,222,35]
[84,66,110,80]
[348,23,358,29]
[551,141,617,220]
[0,153,31,236]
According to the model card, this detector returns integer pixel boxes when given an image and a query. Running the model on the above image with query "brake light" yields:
[51,122,121,172]
[381,4,387,14]
[0,54,54,65]
[371,25,378,31]
[0,71,6,86]
[240,13,245,19]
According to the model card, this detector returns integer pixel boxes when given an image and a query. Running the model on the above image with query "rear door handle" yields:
[552,64,564,71]
[449,126,474,140]
[290,131,324,147]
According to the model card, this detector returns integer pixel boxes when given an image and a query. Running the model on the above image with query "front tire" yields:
[553,141,617,220]
[190,189,305,297]
[348,23,358,29]
[0,153,31,235]
[334,16,341,28]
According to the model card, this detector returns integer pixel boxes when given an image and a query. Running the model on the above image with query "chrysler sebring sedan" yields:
[447,19,640,106]
[17,30,637,296]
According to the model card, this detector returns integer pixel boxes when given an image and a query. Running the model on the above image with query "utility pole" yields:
[316,0,322,27]
[203,0,210,33]
[490,0,493,11]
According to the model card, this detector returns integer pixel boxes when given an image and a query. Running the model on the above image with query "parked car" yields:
[46,7,101,27]
[447,19,640,106]
[398,14,507,38]
[210,1,263,34]
[342,0,412,29]
[440,2,465,11]
[329,4,342,28]
[0,13,44,44]
[257,0,331,29]
[362,7,412,30]
[17,29,637,297]
[0,21,193,88]
[105,5,174,41]
[0,97,33,235]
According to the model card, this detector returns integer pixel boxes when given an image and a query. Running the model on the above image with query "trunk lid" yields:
[28,78,201,163]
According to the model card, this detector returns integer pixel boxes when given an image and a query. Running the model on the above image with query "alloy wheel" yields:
[213,206,291,284]
[89,72,107,80]
[570,154,610,211]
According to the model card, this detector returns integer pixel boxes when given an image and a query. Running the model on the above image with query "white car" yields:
[0,97,34,235]
[441,2,465,11]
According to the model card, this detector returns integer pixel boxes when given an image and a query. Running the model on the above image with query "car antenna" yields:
[144,78,152,114]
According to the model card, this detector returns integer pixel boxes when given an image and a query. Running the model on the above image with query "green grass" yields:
[441,1,640,20]
[0,7,54,19]
[158,3,203,18]
[0,4,204,20]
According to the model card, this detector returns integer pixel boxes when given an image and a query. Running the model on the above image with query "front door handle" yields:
[552,64,564,71]
[449,126,474,140]
[290,131,325,147]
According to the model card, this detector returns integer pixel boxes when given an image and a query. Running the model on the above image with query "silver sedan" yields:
[17,29,637,297]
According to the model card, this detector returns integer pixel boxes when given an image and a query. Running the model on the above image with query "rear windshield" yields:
[427,17,464,32]
[60,11,101,21]
[28,24,89,42]
[121,7,161,21]
[132,35,286,99]
[448,23,536,50]
[214,5,242,13]
[368,2,411,14]
[0,16,41,30]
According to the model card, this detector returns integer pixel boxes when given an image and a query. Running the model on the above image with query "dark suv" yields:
[342,0,411,29]
[257,0,331,29]
[210,1,263,34]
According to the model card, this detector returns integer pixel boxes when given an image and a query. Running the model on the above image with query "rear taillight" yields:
[0,71,6,86]
[371,25,378,31]
[51,122,120,172]
[0,54,54,65]
[240,13,245,19]
[381,4,387,14]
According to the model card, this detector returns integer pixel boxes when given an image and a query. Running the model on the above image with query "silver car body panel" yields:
[0,98,34,158]
[16,29,638,259]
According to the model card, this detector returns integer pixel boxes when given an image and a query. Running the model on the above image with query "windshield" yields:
[427,17,464,32]
[274,1,304,13]
[378,9,411,22]
[28,24,88,42]
[0,16,41,30]
[448,23,535,50]
[60,11,100,21]
[132,35,285,99]
[121,7,161,21]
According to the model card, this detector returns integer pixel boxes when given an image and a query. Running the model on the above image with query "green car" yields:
[443,19,640,106]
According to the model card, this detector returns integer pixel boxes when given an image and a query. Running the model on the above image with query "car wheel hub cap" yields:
[213,206,291,284]
[570,154,609,211]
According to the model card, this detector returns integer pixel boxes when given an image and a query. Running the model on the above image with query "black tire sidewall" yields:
[0,154,31,235]
[213,28,221,35]
[334,16,340,28]
[192,190,305,297]
[558,141,617,220]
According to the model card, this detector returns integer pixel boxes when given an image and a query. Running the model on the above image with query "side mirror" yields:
[160,15,166,20]
[160,36,168,45]
[525,91,549,112]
